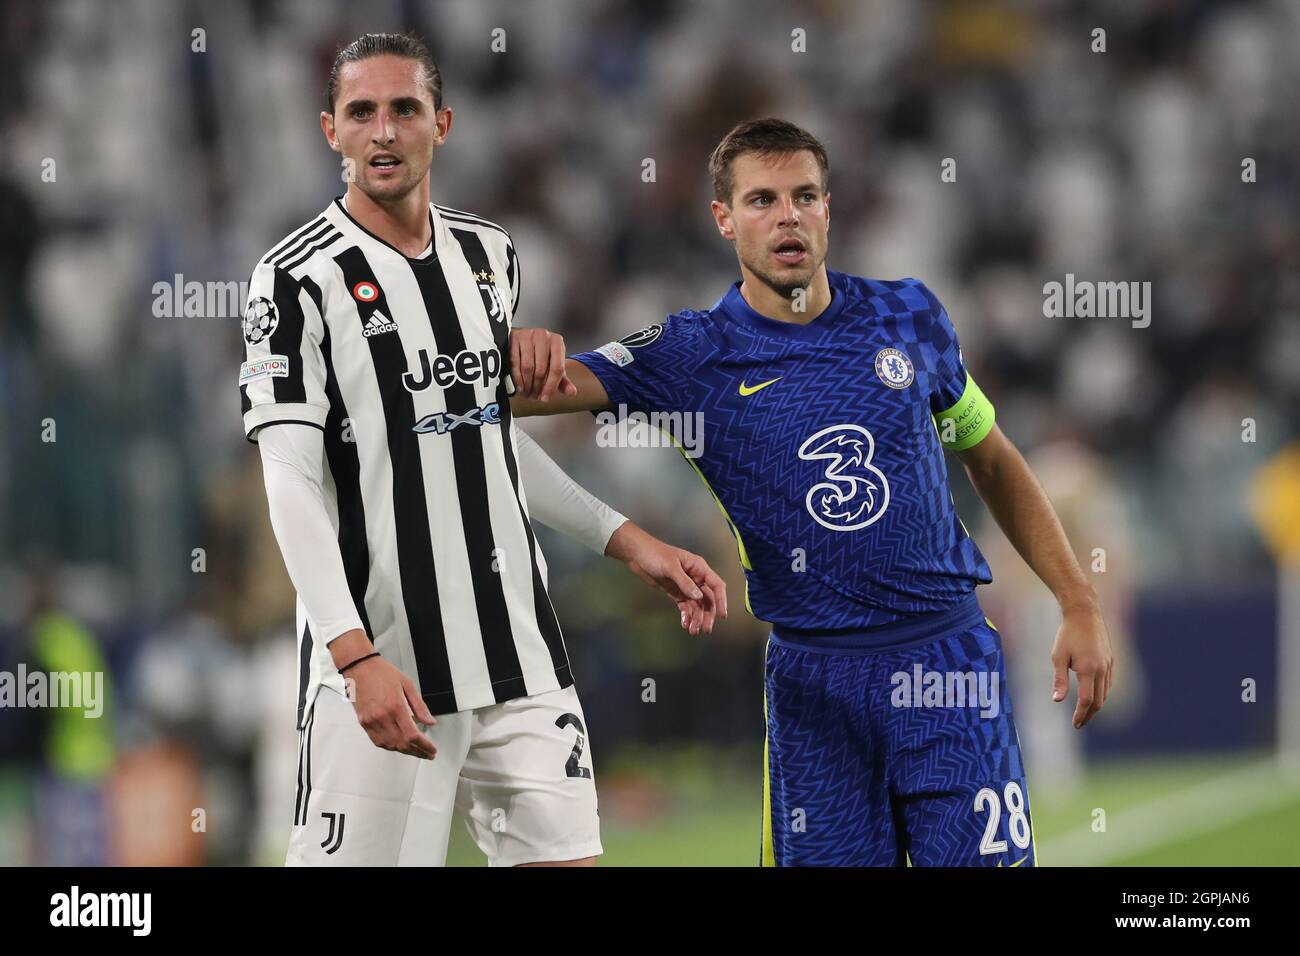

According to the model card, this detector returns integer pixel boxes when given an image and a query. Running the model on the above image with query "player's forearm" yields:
[963,439,1097,613]
[258,424,368,645]
[514,426,628,553]
[511,359,610,417]
[509,394,562,417]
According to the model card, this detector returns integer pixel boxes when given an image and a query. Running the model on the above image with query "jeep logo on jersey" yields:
[412,402,502,435]
[402,347,502,392]
[475,271,505,322]
[619,324,663,348]
[797,424,891,531]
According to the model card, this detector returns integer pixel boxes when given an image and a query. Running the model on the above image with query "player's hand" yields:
[509,328,578,402]
[344,655,439,759]
[605,521,728,635]
[1050,598,1114,729]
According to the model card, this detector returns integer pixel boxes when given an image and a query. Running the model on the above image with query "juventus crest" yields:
[475,270,505,322]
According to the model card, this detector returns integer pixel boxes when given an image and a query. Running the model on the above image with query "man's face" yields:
[711,150,830,297]
[320,55,451,203]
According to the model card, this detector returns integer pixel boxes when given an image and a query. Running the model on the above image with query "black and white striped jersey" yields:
[240,197,569,721]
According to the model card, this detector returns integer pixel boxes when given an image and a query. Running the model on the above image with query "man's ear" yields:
[320,111,339,152]
[710,199,734,241]
[434,107,453,147]
[824,190,830,231]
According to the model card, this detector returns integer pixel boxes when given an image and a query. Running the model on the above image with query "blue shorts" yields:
[761,594,1038,867]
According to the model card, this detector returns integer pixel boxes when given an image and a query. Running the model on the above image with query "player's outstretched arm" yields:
[604,522,728,635]
[956,424,1114,729]
[508,328,611,416]
[513,427,725,633]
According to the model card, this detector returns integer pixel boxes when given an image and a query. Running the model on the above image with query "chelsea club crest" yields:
[874,347,914,389]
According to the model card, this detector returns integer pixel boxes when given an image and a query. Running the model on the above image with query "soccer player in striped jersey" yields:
[240,33,726,867]
[514,119,1115,866]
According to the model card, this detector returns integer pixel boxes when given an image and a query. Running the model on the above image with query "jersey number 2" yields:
[555,713,592,779]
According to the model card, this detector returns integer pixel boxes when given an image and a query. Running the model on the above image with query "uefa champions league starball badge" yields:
[874,347,915,389]
[243,297,279,346]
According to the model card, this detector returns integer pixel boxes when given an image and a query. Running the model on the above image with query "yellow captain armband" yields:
[932,373,996,450]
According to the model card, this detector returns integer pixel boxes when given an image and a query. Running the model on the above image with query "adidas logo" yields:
[362,310,398,337]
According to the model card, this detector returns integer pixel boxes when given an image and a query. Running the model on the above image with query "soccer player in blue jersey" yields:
[510,118,1113,866]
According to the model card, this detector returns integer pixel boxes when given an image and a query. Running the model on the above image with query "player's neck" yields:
[343,180,432,258]
[738,266,832,325]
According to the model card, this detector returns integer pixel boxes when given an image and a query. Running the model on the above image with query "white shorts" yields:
[286,683,602,867]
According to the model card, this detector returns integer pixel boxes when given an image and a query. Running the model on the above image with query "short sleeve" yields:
[919,283,995,451]
[239,260,330,443]
[504,236,521,317]
[571,317,703,414]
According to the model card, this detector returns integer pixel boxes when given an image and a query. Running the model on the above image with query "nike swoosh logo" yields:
[999,855,1029,868]
[739,377,782,397]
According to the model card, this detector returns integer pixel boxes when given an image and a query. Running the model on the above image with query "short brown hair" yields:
[708,118,829,203]
[327,32,443,113]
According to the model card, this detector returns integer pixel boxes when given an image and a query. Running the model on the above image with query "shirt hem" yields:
[769,592,986,653]
[420,662,575,716]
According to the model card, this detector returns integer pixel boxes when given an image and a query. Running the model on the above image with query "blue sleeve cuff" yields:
[572,350,634,413]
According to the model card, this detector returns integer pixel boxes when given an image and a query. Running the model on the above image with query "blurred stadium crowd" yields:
[0,0,1297,864]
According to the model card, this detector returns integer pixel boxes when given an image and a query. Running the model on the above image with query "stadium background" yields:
[1,0,1298,866]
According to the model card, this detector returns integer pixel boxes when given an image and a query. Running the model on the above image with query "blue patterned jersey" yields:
[572,270,996,630]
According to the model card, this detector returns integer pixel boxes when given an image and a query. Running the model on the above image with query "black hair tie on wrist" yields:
[339,651,380,674]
